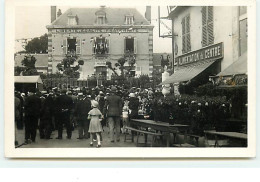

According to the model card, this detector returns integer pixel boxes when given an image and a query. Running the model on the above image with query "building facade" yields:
[163,6,247,87]
[46,6,154,80]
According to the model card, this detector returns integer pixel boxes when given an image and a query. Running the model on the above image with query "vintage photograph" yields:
[5,0,256,158]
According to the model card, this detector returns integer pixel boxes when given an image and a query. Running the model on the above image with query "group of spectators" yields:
[14,84,236,147]
[14,85,151,147]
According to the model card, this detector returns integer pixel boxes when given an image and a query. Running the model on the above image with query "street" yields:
[16,126,139,148]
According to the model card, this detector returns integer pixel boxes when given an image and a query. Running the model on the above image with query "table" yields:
[204,130,247,147]
[130,119,189,147]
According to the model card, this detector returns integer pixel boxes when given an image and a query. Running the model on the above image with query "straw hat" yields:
[129,93,135,97]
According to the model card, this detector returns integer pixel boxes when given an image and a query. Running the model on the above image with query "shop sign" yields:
[51,28,148,34]
[175,42,223,66]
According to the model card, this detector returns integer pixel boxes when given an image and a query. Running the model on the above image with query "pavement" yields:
[15,126,148,148]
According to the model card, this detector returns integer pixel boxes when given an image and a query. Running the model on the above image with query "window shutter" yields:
[207,6,214,45]
[124,37,126,53]
[186,15,191,52]
[134,37,137,54]
[63,39,67,55]
[106,38,110,54]
[92,37,96,54]
[76,38,81,55]
[181,18,186,53]
[202,6,207,47]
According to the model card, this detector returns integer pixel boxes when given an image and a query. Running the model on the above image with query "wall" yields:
[172,6,240,72]
[49,28,152,77]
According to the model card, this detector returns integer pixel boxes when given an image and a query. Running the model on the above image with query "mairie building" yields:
[46,6,154,80]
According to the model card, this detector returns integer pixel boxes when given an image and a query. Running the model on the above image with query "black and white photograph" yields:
[5,0,256,158]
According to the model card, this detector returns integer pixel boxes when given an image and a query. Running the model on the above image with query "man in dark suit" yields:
[24,90,41,143]
[74,93,91,139]
[55,89,73,139]
[103,86,122,142]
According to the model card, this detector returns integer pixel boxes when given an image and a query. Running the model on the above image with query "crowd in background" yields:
[14,84,239,147]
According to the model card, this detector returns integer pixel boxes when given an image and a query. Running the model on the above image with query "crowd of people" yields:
[14,84,236,148]
[14,85,154,147]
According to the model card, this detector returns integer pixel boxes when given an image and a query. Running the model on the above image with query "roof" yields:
[217,51,247,76]
[14,54,48,67]
[15,76,43,84]
[160,59,216,85]
[153,53,173,66]
[168,6,190,19]
[50,7,151,27]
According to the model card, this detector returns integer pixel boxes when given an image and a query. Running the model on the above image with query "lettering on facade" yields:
[51,28,148,34]
[175,42,223,66]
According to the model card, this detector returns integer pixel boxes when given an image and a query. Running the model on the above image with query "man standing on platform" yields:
[24,90,41,144]
[55,89,73,139]
[104,86,122,142]
[74,93,92,139]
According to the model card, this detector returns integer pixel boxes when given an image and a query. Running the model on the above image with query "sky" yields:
[15,6,172,53]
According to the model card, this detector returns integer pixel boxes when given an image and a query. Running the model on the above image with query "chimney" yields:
[145,6,151,24]
[51,6,57,23]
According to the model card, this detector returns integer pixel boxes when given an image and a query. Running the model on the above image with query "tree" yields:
[106,61,119,76]
[25,34,48,54]
[21,55,38,76]
[56,54,84,78]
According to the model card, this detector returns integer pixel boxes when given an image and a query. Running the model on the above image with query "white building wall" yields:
[173,6,240,72]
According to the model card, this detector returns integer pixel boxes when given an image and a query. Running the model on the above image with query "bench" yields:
[186,134,200,146]
[124,126,163,147]
[172,143,196,147]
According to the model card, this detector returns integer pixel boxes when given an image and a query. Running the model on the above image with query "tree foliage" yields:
[56,55,84,78]
[21,55,38,76]
[25,34,48,54]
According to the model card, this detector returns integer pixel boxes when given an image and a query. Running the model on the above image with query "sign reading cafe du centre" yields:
[175,42,224,66]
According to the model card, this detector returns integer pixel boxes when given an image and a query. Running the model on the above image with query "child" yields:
[88,100,103,148]
[122,106,129,134]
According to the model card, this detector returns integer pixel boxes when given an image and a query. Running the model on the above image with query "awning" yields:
[15,76,43,84]
[160,60,216,85]
[217,51,247,76]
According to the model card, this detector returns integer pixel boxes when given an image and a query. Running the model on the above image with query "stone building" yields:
[46,6,154,80]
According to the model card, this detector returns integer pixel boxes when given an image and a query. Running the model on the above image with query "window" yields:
[239,6,247,56]
[95,10,106,25]
[97,15,106,25]
[202,6,214,47]
[67,15,78,25]
[181,14,191,53]
[62,38,81,55]
[124,37,137,54]
[93,37,109,55]
[125,16,134,25]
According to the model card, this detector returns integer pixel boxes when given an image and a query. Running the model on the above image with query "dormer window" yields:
[67,15,78,25]
[95,10,106,25]
[125,15,134,25]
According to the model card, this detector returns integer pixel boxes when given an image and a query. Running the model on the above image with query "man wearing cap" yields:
[74,93,92,139]
[55,89,74,139]
[24,90,41,143]
[103,86,122,142]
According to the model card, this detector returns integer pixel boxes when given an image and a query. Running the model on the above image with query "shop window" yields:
[124,37,137,54]
[181,14,191,53]
[202,6,214,47]
[93,37,109,55]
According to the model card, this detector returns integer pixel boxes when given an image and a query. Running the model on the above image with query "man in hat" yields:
[24,90,41,143]
[103,86,122,142]
[74,93,92,139]
[55,89,73,139]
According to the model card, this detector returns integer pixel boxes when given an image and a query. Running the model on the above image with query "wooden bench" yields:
[124,126,163,147]
[186,134,200,146]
